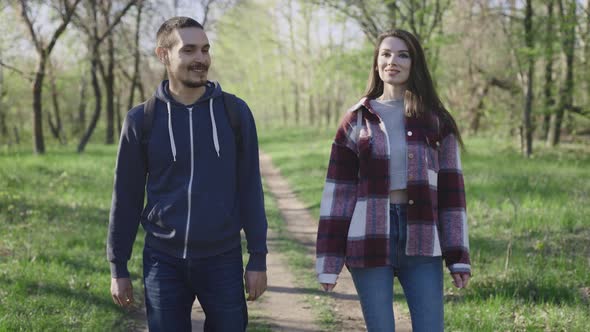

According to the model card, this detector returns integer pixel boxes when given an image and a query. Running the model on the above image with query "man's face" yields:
[164,27,211,88]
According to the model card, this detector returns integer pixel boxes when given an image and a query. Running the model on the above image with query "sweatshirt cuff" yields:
[110,262,130,279]
[245,252,267,271]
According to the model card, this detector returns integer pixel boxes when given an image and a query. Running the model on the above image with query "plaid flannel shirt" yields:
[316,98,471,284]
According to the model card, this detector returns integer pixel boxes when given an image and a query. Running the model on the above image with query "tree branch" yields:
[0,60,34,81]
[18,0,41,52]
[96,0,137,44]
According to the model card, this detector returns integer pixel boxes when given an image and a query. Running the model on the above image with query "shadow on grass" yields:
[466,277,580,305]
[0,276,115,309]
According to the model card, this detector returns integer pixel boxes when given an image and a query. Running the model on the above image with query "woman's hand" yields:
[321,283,336,292]
[451,273,470,289]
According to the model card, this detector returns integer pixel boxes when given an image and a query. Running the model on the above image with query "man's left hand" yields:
[244,270,267,301]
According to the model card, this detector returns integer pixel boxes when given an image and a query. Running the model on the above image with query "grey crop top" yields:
[369,99,407,190]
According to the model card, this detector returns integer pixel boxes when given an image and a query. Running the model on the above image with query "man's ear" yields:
[155,47,168,64]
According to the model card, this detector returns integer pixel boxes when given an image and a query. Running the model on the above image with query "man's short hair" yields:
[156,16,204,49]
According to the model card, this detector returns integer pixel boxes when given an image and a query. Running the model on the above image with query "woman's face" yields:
[376,36,411,89]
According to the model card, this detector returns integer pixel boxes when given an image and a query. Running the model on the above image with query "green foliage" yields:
[259,126,590,331]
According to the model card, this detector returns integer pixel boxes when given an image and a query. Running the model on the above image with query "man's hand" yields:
[244,271,267,301]
[451,273,470,289]
[320,283,336,292]
[111,277,134,307]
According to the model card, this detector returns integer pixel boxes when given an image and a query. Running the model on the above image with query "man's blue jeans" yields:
[349,204,444,332]
[143,245,247,332]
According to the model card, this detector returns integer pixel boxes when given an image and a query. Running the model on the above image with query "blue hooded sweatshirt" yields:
[107,80,267,278]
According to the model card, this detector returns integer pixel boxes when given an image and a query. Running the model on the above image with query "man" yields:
[107,16,268,331]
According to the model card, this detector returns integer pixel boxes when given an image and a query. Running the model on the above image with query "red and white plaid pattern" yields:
[316,98,471,284]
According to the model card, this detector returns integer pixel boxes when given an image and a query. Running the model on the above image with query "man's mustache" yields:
[188,63,209,71]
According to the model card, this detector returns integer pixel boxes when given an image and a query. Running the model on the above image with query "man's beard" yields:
[171,62,209,88]
[180,78,207,88]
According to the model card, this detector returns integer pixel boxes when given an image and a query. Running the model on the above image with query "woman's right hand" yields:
[321,283,336,292]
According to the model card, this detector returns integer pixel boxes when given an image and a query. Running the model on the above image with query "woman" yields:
[315,29,471,332]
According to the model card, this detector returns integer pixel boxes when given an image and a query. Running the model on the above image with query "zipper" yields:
[183,107,194,259]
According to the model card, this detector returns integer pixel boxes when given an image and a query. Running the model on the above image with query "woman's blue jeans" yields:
[143,245,247,332]
[349,204,444,332]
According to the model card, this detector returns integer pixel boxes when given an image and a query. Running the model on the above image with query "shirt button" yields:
[436,141,440,147]
[408,199,414,205]
[408,153,414,159]
[407,131,413,136]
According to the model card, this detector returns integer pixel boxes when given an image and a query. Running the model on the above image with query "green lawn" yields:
[0,145,144,331]
[258,126,590,331]
[0,143,326,331]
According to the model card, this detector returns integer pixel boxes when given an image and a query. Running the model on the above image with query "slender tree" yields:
[522,0,534,157]
[542,0,556,141]
[75,0,137,153]
[549,0,576,146]
[18,0,82,154]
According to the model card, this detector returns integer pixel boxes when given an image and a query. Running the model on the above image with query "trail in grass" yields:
[188,225,321,332]
[259,151,412,332]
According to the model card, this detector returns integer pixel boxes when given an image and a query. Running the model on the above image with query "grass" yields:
[0,145,144,331]
[258,126,590,331]
[0,144,277,331]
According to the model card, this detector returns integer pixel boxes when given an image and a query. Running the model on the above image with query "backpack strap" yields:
[139,95,157,171]
[221,92,242,154]
[142,95,157,146]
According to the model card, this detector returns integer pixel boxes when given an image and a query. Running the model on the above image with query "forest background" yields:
[0,0,589,331]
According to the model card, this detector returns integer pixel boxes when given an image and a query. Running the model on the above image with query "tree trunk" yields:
[77,77,87,135]
[32,55,46,154]
[586,0,590,108]
[0,50,6,140]
[542,0,555,141]
[48,60,66,144]
[116,91,122,136]
[78,54,102,153]
[128,0,143,110]
[550,0,576,146]
[105,32,115,144]
[522,0,534,157]
[469,84,490,135]
[287,0,299,125]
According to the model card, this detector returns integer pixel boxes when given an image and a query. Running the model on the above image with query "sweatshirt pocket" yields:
[142,193,185,239]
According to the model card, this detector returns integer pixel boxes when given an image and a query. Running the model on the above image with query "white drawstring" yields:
[209,98,220,157]
[167,102,177,162]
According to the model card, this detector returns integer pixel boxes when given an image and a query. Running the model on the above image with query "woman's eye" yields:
[399,53,410,59]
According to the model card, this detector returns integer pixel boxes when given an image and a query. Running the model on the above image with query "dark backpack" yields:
[140,92,242,156]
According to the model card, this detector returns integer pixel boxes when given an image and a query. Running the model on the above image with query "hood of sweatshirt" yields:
[154,80,224,161]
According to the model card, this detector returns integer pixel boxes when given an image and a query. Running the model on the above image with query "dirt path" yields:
[259,151,412,332]
[189,226,320,331]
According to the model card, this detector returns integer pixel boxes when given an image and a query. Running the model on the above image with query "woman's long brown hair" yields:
[364,29,464,148]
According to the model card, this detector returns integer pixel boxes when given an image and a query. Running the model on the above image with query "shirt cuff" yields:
[245,252,267,271]
[318,273,338,284]
[448,263,471,276]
